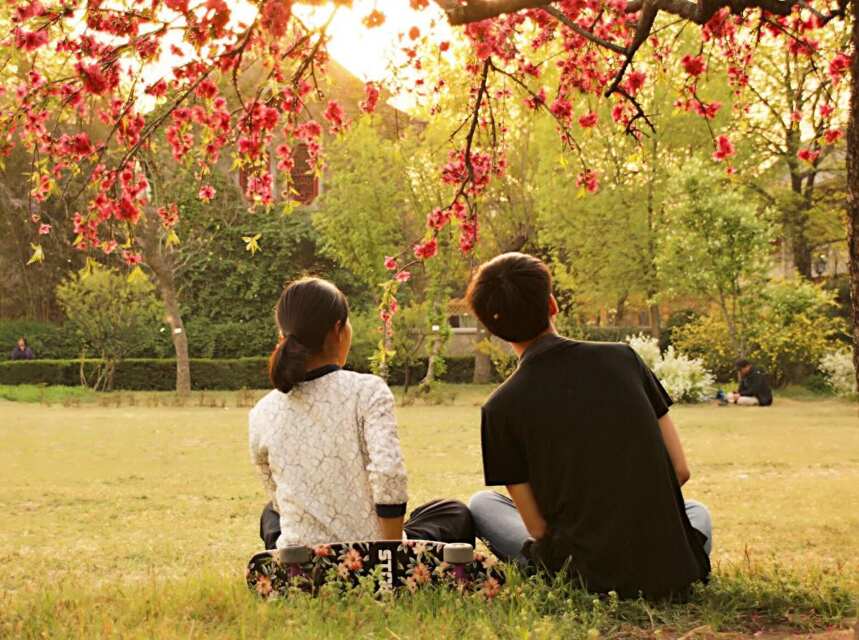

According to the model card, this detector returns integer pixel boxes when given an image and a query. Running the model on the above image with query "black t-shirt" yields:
[739,368,773,406]
[481,334,710,599]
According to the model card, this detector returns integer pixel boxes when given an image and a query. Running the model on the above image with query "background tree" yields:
[737,21,851,278]
[657,160,774,355]
[56,265,163,390]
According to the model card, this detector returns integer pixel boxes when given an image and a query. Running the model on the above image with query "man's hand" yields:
[507,482,548,540]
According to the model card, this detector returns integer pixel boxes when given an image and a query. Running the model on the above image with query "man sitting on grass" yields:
[466,252,712,600]
[726,359,773,407]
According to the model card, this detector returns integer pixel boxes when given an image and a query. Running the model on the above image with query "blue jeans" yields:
[468,491,713,566]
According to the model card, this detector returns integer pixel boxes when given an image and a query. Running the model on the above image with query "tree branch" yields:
[434,0,554,25]
[542,6,627,54]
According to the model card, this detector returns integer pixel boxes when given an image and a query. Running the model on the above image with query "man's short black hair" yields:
[466,252,552,343]
[735,359,751,370]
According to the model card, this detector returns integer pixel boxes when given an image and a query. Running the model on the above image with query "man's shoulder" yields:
[482,340,636,411]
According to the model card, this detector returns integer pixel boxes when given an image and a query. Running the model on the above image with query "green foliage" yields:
[0,356,480,390]
[658,159,773,355]
[55,265,164,389]
[475,338,517,381]
[0,358,267,390]
[0,319,80,359]
[182,317,276,359]
[311,119,425,288]
[672,314,737,381]
[1,562,855,639]
[675,280,844,385]
[0,384,94,404]
[659,309,701,351]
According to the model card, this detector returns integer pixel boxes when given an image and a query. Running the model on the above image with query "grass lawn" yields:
[0,386,857,638]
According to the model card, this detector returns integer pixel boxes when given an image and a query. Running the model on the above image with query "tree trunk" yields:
[473,322,493,384]
[614,292,628,326]
[159,275,192,396]
[847,1,859,393]
[138,208,191,396]
[648,303,662,339]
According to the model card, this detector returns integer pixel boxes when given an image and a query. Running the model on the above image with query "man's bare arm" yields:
[658,412,691,485]
[507,482,548,540]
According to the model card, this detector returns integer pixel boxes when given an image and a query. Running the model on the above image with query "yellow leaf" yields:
[26,243,44,265]
[82,257,99,277]
[166,229,181,246]
[128,266,147,283]
[242,233,262,256]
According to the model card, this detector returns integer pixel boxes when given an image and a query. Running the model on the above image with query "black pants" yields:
[259,499,475,550]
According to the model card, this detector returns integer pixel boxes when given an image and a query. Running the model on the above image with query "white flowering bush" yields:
[626,335,715,403]
[820,349,857,397]
[626,333,661,369]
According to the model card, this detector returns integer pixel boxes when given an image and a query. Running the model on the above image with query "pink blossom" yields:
[576,169,599,193]
[829,53,851,83]
[578,112,598,128]
[384,256,398,271]
[198,184,216,202]
[712,135,735,162]
[395,271,411,283]
[323,100,347,133]
[427,207,451,230]
[797,148,820,163]
[38,223,51,235]
[681,54,706,77]
[625,71,647,95]
[413,238,438,260]
[361,83,381,114]
[122,250,142,266]
[823,129,843,145]
[549,97,573,120]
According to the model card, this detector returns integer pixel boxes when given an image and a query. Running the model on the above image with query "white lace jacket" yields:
[248,369,409,547]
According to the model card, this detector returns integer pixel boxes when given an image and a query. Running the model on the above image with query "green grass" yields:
[0,387,857,638]
[0,383,95,404]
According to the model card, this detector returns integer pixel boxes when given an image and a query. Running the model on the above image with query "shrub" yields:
[0,320,81,360]
[673,281,844,385]
[0,356,482,390]
[183,318,276,359]
[475,338,517,381]
[56,266,164,389]
[626,334,715,403]
[672,315,737,381]
[659,309,700,352]
[819,349,856,397]
[626,333,661,369]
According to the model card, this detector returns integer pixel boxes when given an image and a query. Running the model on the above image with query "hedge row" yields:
[0,356,484,390]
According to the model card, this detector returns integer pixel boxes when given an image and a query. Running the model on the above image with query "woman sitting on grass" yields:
[250,277,473,550]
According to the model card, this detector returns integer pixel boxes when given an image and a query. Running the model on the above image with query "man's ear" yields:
[548,295,559,318]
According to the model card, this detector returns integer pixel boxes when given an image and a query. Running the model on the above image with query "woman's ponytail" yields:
[268,277,349,394]
[269,335,310,394]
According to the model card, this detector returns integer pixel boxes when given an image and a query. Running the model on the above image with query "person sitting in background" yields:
[10,337,34,361]
[250,277,474,550]
[726,360,772,406]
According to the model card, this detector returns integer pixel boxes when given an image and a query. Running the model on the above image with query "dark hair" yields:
[466,252,553,343]
[735,359,751,370]
[269,278,349,393]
